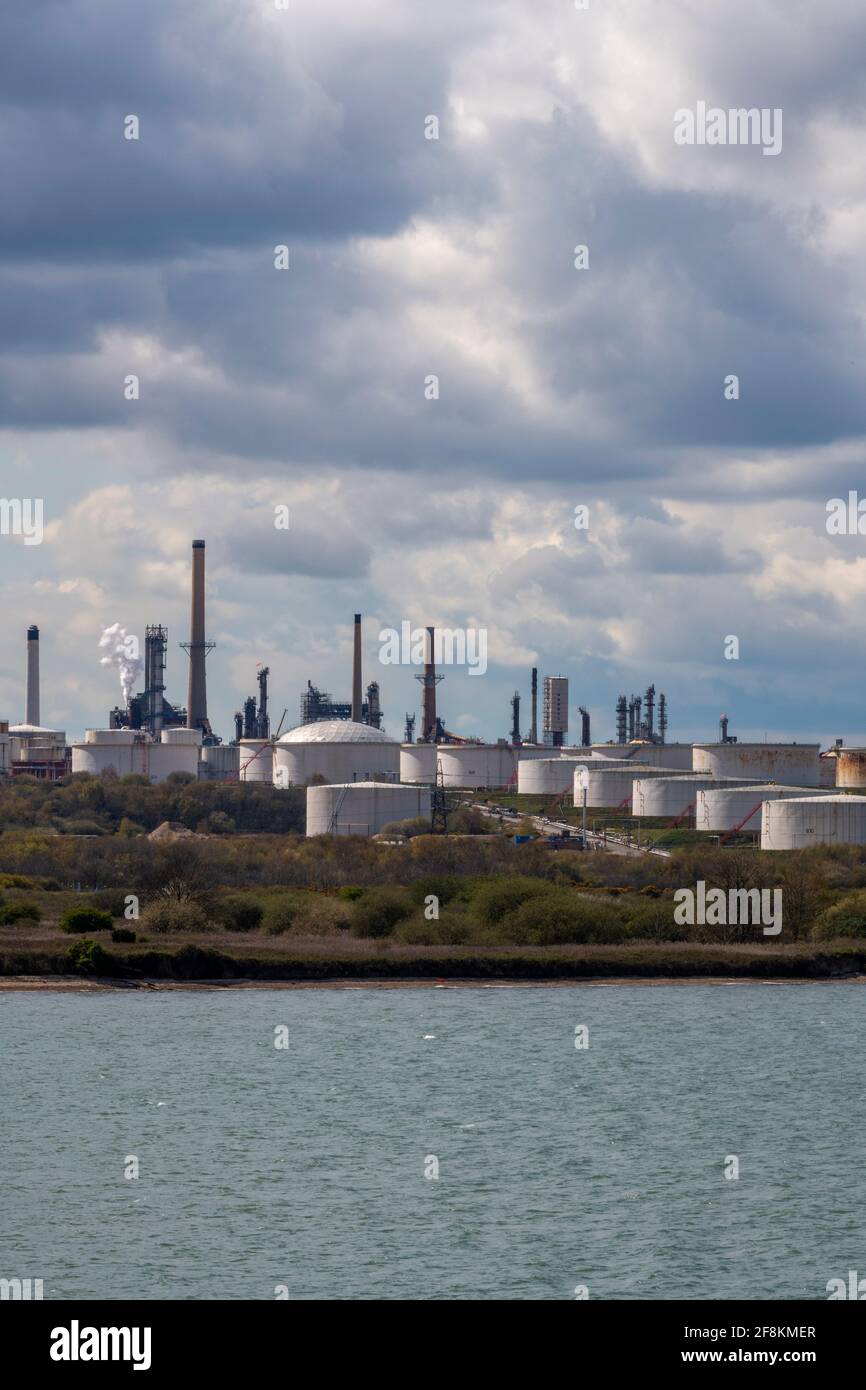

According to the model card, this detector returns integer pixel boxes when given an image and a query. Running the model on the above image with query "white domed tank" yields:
[517,758,579,795]
[632,774,762,818]
[435,745,521,789]
[306,782,432,837]
[200,744,241,780]
[692,742,820,786]
[574,763,686,809]
[239,740,274,782]
[274,720,400,787]
[834,749,866,788]
[761,795,866,850]
[696,783,838,832]
[400,743,440,783]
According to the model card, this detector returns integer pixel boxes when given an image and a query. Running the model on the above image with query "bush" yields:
[66,937,111,975]
[139,901,208,935]
[165,771,196,786]
[89,889,130,918]
[61,906,114,935]
[503,890,626,945]
[407,875,464,908]
[377,817,429,840]
[352,887,413,938]
[214,895,264,933]
[111,927,137,943]
[812,892,866,940]
[262,899,299,936]
[337,886,364,901]
[0,902,41,925]
[471,875,554,927]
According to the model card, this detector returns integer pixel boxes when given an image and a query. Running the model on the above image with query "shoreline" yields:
[3,974,866,992]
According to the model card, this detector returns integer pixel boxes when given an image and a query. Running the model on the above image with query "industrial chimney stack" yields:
[25,625,40,726]
[183,540,212,734]
[530,667,538,744]
[352,613,363,722]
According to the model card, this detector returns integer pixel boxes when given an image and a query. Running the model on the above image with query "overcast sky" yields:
[3,0,866,745]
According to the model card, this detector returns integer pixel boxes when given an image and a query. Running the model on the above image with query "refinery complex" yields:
[4,539,866,851]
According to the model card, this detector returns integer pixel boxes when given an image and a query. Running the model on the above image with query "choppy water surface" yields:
[2,982,864,1300]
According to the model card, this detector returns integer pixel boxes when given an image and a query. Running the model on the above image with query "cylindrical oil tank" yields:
[819,753,839,787]
[436,745,520,789]
[72,730,147,777]
[400,743,441,783]
[160,727,203,746]
[632,775,762,818]
[517,758,578,795]
[200,744,240,780]
[761,795,866,850]
[574,763,687,809]
[85,727,137,744]
[692,742,821,787]
[834,749,866,788]
[274,720,400,787]
[587,743,694,769]
[306,782,432,837]
[147,742,200,782]
[697,783,837,833]
[239,740,274,782]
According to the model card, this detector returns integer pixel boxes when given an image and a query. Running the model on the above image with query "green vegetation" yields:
[60,906,114,934]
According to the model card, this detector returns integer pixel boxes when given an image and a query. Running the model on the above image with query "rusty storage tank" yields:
[835,749,866,788]
[692,742,821,787]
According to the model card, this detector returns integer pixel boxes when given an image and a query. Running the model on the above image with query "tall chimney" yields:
[185,540,210,732]
[26,625,40,726]
[352,613,362,722]
[530,666,538,744]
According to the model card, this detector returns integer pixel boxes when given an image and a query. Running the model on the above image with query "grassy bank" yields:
[2,936,866,982]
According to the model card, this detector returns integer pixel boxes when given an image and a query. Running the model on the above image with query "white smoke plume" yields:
[99,623,144,704]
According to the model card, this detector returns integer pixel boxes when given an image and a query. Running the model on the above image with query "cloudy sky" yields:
[3,0,866,745]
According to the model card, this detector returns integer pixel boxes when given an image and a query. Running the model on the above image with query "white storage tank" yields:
[437,744,521,789]
[200,743,241,780]
[697,783,837,833]
[517,757,578,795]
[239,740,274,783]
[588,743,694,769]
[160,727,203,746]
[274,720,400,787]
[574,763,687,809]
[149,741,200,782]
[692,742,821,787]
[761,795,866,850]
[633,774,762,818]
[400,743,442,783]
[72,729,199,782]
[306,782,432,837]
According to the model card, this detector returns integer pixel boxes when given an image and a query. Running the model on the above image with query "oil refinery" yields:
[6,536,866,851]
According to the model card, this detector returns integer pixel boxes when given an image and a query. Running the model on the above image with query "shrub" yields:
[812,892,866,940]
[66,937,111,975]
[262,899,299,936]
[352,887,413,938]
[111,927,137,944]
[139,901,208,935]
[377,816,429,840]
[60,819,107,836]
[89,889,130,918]
[337,886,364,901]
[472,875,554,927]
[503,890,626,945]
[407,875,464,908]
[61,906,114,935]
[0,902,41,924]
[214,895,264,933]
[165,771,196,786]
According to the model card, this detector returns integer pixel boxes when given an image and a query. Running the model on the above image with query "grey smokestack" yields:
[26,625,39,726]
[352,613,362,722]
[185,540,209,731]
[530,666,538,744]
